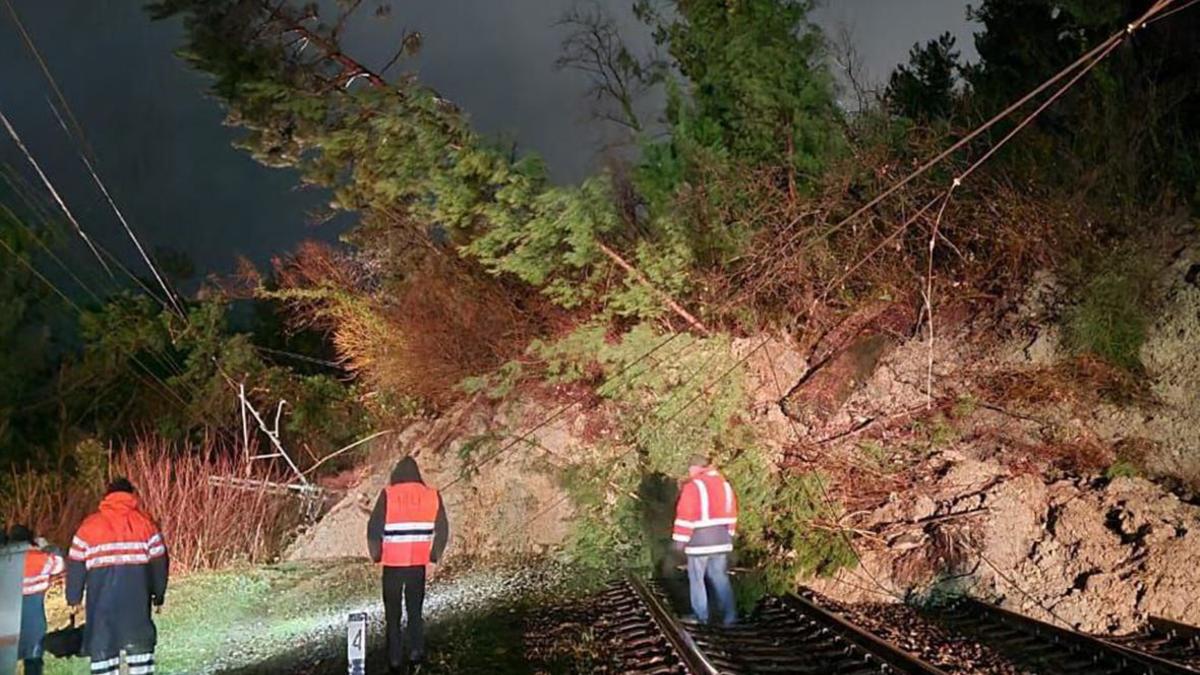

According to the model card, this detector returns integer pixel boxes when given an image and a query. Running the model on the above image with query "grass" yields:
[42,559,379,674]
[1062,251,1154,371]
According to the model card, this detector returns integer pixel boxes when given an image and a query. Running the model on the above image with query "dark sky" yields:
[0,0,977,283]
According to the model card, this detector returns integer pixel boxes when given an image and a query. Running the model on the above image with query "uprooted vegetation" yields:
[1,0,1191,643]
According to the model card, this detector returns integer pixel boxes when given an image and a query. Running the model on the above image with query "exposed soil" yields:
[289,226,1200,642]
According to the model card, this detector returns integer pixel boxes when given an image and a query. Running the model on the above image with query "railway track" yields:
[594,574,1200,675]
[931,597,1200,675]
[1110,616,1200,670]
[600,575,946,674]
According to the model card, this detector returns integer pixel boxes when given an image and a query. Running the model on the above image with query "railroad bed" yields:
[930,598,1200,675]
[594,576,946,674]
[595,575,1200,675]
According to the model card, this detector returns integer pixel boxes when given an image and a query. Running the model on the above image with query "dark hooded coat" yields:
[366,457,449,564]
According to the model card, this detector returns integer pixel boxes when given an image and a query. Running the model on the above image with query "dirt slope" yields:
[292,228,1200,635]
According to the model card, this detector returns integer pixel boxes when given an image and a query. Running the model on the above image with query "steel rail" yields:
[627,575,721,675]
[952,598,1198,675]
[782,592,950,675]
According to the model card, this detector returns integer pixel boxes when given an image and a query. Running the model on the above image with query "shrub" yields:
[524,324,857,585]
[1,436,302,574]
[1062,251,1154,371]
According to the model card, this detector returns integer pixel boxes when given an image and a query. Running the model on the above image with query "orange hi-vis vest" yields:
[23,548,65,596]
[672,466,738,555]
[381,483,441,567]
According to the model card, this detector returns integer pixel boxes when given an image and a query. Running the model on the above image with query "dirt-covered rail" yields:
[1107,616,1200,672]
[604,575,947,674]
[932,597,1200,675]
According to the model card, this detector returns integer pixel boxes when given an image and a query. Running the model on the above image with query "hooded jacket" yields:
[366,457,449,565]
[67,490,168,659]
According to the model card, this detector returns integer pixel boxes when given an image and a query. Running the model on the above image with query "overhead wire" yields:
[0,165,194,384]
[0,110,112,276]
[782,0,1171,256]
[1,0,98,163]
[0,235,198,416]
[5,0,188,318]
[46,97,187,318]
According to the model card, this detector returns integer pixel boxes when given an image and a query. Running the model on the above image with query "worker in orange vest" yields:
[11,525,64,675]
[67,478,169,675]
[672,454,739,625]
[366,457,449,674]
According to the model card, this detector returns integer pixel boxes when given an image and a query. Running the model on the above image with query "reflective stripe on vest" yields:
[23,550,63,596]
[380,483,440,567]
[686,471,737,528]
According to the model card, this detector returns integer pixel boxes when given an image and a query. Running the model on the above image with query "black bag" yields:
[43,614,84,658]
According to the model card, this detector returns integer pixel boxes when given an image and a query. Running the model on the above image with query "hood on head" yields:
[100,490,141,513]
[390,456,423,484]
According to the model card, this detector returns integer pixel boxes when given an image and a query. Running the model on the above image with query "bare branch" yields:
[556,4,659,133]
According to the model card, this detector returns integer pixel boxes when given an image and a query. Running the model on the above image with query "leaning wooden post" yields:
[596,242,711,335]
[239,382,250,467]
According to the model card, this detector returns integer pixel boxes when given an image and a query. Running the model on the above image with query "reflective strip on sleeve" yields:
[70,535,89,561]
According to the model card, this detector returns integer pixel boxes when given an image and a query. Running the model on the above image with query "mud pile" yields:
[287,395,602,561]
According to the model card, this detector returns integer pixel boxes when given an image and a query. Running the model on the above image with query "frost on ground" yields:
[40,559,571,675]
[210,561,575,674]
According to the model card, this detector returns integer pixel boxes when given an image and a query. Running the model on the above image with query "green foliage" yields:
[758,472,857,589]
[1105,459,1140,480]
[886,32,961,122]
[636,0,841,172]
[456,433,500,479]
[151,1,692,320]
[62,293,365,453]
[525,324,856,584]
[951,394,979,419]
[1062,252,1154,371]
[960,0,1200,207]
[910,414,961,452]
[857,441,891,473]
[628,0,843,277]
[0,209,57,465]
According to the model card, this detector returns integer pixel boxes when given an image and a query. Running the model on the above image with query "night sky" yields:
[0,0,977,282]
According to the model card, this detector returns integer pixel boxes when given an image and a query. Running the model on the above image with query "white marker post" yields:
[347,612,367,675]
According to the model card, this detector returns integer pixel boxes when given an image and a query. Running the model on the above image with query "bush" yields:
[1062,252,1154,371]
[1,437,302,574]
[515,324,857,585]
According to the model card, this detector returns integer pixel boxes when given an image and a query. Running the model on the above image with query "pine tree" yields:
[886,33,962,122]
[636,0,842,175]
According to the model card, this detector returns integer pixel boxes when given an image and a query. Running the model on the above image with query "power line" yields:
[46,97,186,318]
[3,0,192,335]
[0,166,196,385]
[0,235,194,415]
[0,109,112,277]
[782,0,1173,257]
[1,0,98,164]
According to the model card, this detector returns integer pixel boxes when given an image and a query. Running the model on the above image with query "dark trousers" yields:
[382,565,427,668]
